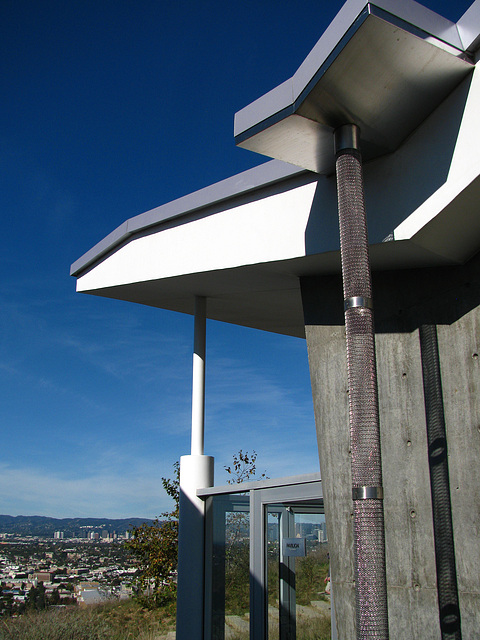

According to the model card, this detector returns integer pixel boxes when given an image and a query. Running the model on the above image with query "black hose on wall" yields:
[419,324,462,639]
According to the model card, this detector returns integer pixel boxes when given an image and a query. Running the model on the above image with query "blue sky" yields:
[0,0,472,518]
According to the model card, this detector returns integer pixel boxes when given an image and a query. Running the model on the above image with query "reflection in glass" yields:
[211,494,250,640]
[267,507,331,640]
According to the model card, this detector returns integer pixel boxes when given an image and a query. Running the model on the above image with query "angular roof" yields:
[72,0,480,338]
[234,0,475,172]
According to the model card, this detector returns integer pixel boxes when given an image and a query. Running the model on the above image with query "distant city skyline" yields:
[0,0,472,518]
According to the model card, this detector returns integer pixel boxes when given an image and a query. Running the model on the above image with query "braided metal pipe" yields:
[335,124,389,639]
[419,324,462,639]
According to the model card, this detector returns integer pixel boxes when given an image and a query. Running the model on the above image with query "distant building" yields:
[75,581,108,606]
[77,588,108,606]
[318,522,327,543]
[32,572,51,584]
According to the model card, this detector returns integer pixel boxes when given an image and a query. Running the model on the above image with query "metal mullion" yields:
[250,489,267,640]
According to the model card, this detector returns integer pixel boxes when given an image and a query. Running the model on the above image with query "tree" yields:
[26,582,46,610]
[161,461,180,518]
[223,451,267,614]
[0,592,14,617]
[126,454,267,611]
[125,462,179,608]
[225,450,267,484]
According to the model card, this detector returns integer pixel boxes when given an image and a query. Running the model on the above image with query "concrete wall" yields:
[301,252,480,638]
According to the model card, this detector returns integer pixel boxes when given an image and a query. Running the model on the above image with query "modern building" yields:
[32,572,52,585]
[72,1,480,637]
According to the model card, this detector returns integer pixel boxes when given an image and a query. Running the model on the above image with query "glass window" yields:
[266,505,331,640]
[203,476,331,639]
[210,494,250,640]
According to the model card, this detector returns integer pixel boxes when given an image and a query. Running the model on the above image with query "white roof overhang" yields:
[71,0,480,338]
[234,0,475,173]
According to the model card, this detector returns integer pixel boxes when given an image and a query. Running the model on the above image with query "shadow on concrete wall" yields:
[301,248,480,333]
[303,72,473,256]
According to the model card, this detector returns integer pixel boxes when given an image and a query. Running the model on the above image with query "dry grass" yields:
[226,614,331,640]
[0,600,175,640]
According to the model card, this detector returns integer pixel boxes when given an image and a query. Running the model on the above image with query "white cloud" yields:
[202,350,318,484]
[0,461,176,519]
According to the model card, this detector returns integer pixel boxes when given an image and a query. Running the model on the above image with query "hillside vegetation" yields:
[0,599,175,640]
[0,515,154,538]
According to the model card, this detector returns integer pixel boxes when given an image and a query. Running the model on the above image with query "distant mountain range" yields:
[0,515,155,537]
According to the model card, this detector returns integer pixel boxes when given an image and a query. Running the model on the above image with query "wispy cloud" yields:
[202,347,318,483]
[0,461,176,519]
[0,280,319,518]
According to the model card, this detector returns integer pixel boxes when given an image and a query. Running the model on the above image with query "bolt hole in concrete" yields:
[472,352,478,359]
[410,510,416,519]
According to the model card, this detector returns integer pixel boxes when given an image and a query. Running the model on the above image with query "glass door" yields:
[266,503,331,640]
[207,493,251,640]
[203,474,331,640]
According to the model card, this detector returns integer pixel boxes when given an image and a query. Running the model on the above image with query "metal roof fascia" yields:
[197,472,322,497]
[234,10,372,146]
[371,0,463,48]
[70,160,311,277]
[457,0,480,53]
[234,0,369,139]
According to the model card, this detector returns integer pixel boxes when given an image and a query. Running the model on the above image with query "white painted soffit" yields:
[234,0,475,173]
[75,179,322,294]
[74,62,480,293]
[71,160,308,277]
[73,147,480,338]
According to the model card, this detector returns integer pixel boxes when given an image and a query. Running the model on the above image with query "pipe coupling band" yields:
[352,486,384,500]
[334,123,360,153]
[344,296,373,311]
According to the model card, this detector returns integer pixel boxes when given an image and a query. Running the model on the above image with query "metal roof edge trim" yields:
[372,0,463,48]
[234,0,368,139]
[234,0,465,142]
[197,472,322,497]
[457,0,480,52]
[235,9,370,146]
[70,159,312,277]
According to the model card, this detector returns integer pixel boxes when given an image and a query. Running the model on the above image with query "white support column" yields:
[176,296,214,640]
[191,296,206,456]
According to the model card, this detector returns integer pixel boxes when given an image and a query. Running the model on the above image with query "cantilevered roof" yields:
[70,160,307,278]
[72,0,480,338]
[234,0,475,172]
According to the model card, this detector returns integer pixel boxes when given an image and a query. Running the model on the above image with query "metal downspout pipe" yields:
[334,125,389,639]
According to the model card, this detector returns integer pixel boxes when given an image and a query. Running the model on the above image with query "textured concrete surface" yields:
[302,254,480,639]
